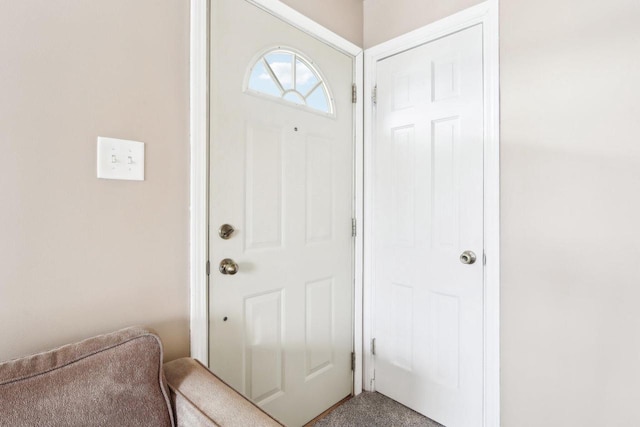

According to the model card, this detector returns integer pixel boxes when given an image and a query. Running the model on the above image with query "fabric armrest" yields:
[163,358,283,427]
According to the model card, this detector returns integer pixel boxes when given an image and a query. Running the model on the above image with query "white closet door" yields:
[372,24,484,427]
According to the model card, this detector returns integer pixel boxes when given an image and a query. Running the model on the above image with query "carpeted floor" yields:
[310,392,443,427]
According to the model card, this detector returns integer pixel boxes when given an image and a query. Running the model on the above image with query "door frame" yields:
[363,1,500,425]
[189,0,366,395]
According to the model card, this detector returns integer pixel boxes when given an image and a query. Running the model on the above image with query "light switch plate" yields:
[97,137,145,181]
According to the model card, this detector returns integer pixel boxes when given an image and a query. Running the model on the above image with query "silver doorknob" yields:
[218,224,235,240]
[460,251,476,265]
[219,258,239,275]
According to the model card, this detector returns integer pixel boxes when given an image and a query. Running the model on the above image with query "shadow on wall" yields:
[149,317,192,362]
[501,140,640,425]
[0,316,190,364]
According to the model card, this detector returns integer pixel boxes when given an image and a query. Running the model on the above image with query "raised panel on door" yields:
[245,124,284,251]
[431,116,461,249]
[391,125,416,247]
[305,136,333,244]
[305,277,334,379]
[244,290,285,404]
[389,283,414,372]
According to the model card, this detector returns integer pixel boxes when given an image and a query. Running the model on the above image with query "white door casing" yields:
[371,24,483,427]
[208,1,357,426]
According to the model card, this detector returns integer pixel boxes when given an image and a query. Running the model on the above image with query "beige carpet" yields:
[311,392,443,427]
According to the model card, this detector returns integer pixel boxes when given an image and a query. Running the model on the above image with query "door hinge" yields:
[351,218,357,237]
[352,83,357,103]
[206,260,210,276]
[371,338,376,356]
[351,352,355,371]
[372,85,377,104]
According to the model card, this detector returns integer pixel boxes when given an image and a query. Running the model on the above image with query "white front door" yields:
[208,1,355,426]
[371,24,484,427]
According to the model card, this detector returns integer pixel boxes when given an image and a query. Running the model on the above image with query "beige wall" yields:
[0,1,190,362]
[364,0,640,424]
[280,0,363,46]
[501,0,640,425]
[363,0,482,47]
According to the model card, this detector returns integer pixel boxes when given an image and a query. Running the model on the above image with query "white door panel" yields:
[372,24,484,427]
[209,1,354,426]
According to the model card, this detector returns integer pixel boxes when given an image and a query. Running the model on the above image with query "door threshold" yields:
[303,395,353,426]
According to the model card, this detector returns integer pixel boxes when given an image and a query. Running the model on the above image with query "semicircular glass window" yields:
[247,49,333,115]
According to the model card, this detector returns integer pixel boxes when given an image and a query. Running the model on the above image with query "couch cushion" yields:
[0,326,174,427]
[164,358,283,426]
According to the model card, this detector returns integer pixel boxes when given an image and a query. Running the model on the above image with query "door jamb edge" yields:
[362,1,500,425]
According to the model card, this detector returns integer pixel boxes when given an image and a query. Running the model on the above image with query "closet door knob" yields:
[460,251,476,265]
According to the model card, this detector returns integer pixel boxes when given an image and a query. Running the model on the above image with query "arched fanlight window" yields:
[246,48,334,115]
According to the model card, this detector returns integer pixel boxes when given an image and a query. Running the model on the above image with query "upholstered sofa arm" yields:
[0,326,175,427]
[163,358,282,427]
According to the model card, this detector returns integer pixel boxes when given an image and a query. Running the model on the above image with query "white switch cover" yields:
[97,137,145,181]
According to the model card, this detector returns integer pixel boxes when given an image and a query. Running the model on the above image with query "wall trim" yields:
[189,0,210,364]
[363,1,500,425]
[353,50,364,396]
[190,0,365,395]
[248,0,361,56]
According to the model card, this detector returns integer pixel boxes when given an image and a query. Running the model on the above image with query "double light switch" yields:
[97,137,145,181]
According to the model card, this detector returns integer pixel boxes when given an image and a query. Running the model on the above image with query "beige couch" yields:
[0,326,283,427]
